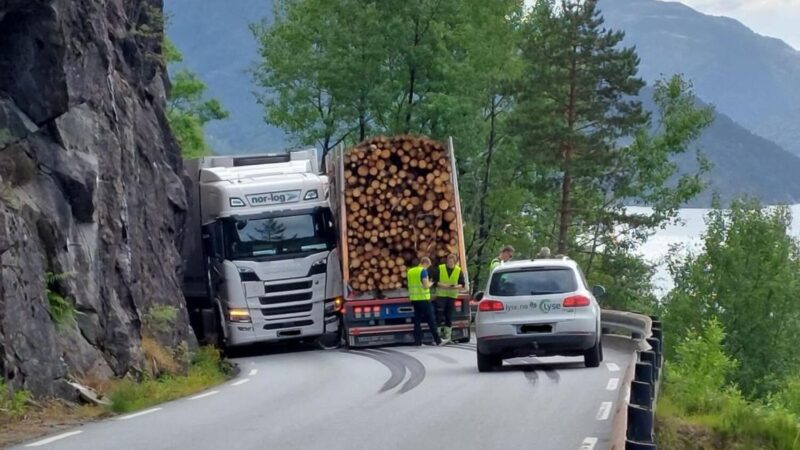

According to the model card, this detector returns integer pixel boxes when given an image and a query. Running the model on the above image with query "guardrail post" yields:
[640,351,659,383]
[652,327,662,342]
[627,404,654,443]
[630,380,653,409]
[635,361,654,386]
[646,337,661,365]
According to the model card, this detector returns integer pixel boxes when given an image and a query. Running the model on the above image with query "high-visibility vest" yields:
[436,264,461,298]
[407,266,431,301]
[490,258,502,271]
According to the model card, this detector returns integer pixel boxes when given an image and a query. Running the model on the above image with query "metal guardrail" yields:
[601,310,664,450]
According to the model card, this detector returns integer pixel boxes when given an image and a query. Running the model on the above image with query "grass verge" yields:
[657,384,800,450]
[109,346,233,413]
[0,346,232,447]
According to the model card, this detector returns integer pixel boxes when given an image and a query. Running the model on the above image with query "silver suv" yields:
[474,258,606,372]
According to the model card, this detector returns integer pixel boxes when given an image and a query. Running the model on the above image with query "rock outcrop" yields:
[0,0,196,399]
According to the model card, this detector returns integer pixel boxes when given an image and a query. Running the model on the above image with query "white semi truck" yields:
[182,150,342,349]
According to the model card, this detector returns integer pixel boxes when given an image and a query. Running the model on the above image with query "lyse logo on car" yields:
[246,190,301,206]
[539,300,561,313]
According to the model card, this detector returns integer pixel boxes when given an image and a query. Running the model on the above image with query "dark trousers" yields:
[411,301,441,345]
[435,297,455,327]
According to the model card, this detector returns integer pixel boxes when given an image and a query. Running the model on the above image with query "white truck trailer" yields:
[182,150,342,349]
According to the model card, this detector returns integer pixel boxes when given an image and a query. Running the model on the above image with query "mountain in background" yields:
[166,0,800,205]
[600,0,800,157]
[165,0,287,153]
[637,87,800,206]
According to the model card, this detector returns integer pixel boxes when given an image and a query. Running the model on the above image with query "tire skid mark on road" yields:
[374,348,426,394]
[345,349,406,393]
[446,344,476,352]
[521,367,539,386]
[427,353,458,364]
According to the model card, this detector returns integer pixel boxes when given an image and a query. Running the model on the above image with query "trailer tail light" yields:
[563,295,591,308]
[354,307,363,319]
[364,307,372,318]
[455,300,463,310]
[372,306,381,317]
[478,300,504,312]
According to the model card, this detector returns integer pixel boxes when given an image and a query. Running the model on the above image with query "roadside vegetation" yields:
[656,202,800,449]
[109,346,232,413]
[0,346,231,446]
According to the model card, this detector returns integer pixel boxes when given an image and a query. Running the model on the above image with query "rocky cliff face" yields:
[0,0,196,399]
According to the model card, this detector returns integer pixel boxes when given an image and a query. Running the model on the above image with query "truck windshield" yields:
[222,210,335,260]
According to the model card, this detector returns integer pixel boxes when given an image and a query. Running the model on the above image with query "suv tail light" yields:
[478,299,504,312]
[563,295,591,308]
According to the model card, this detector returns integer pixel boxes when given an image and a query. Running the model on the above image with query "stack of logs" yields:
[344,135,459,292]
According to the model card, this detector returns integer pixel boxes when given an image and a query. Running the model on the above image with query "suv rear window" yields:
[489,268,578,296]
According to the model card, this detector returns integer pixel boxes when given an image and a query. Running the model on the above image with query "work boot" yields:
[444,327,453,342]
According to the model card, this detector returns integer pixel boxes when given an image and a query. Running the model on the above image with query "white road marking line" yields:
[606,377,619,390]
[579,437,598,450]
[596,402,613,421]
[25,431,83,447]
[606,362,620,372]
[190,390,219,400]
[248,369,258,376]
[116,407,162,421]
[232,378,250,386]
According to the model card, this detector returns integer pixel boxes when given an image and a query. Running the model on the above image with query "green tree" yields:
[665,200,800,399]
[514,1,712,257]
[165,38,229,158]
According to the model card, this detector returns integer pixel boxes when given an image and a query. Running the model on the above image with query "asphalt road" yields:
[14,337,636,450]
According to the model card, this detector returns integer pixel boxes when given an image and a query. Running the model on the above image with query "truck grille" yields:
[261,304,313,316]
[259,292,313,305]
[263,320,314,330]
[264,281,312,293]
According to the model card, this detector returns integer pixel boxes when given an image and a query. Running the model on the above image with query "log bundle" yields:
[344,135,459,292]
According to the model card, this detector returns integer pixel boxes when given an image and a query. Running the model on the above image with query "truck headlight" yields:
[228,308,251,323]
[303,190,319,200]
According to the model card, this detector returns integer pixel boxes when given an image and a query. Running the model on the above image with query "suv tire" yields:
[584,337,602,368]
[477,350,502,372]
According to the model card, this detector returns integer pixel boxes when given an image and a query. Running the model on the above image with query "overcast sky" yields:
[676,0,799,49]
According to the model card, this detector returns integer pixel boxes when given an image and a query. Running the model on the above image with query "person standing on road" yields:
[435,254,464,344]
[407,256,443,346]
[490,245,515,271]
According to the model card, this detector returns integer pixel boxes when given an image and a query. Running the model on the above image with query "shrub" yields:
[0,379,30,422]
[45,272,75,326]
[142,304,178,334]
[668,317,737,414]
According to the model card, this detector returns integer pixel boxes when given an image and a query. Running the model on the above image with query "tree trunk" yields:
[557,39,580,255]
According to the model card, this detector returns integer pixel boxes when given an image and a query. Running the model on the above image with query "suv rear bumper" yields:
[477,333,597,358]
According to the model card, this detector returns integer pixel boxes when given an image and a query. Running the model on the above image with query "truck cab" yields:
[183,150,342,349]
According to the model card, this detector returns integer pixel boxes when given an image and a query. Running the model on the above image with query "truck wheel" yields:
[477,350,501,372]
[316,330,341,350]
[584,337,602,368]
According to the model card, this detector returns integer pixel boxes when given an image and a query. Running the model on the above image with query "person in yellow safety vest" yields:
[490,245,515,271]
[406,256,443,347]
[435,254,464,344]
